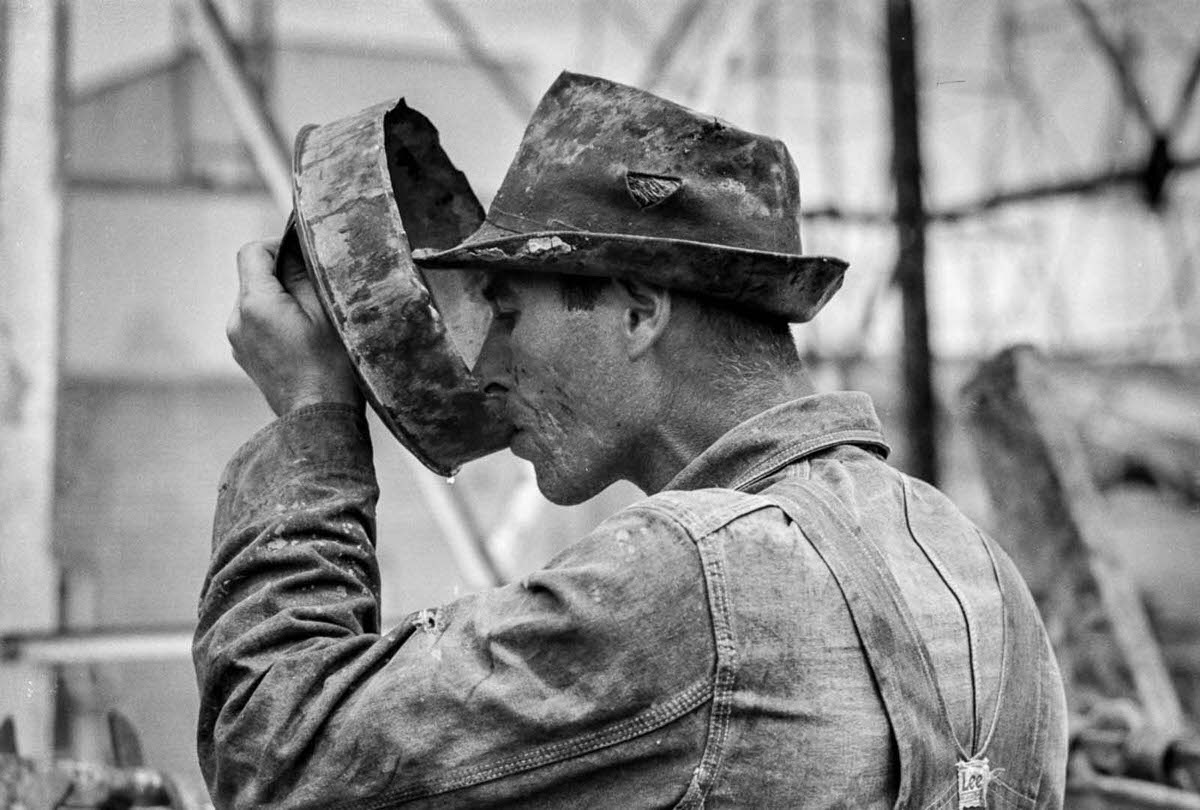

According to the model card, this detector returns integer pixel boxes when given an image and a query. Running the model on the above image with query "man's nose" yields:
[473,318,513,392]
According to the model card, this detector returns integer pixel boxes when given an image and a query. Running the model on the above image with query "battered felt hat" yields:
[413,71,847,322]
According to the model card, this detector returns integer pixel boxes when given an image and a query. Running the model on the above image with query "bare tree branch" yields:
[802,154,1200,225]
[936,153,1200,221]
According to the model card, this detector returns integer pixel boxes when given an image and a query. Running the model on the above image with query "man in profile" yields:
[196,72,1067,808]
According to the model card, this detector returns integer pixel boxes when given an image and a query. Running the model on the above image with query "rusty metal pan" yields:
[289,98,511,476]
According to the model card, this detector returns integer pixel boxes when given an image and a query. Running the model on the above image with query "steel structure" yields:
[0,0,67,760]
[2,8,1198,795]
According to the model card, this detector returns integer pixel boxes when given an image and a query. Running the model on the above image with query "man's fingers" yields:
[276,228,309,292]
[236,240,282,298]
[275,231,332,326]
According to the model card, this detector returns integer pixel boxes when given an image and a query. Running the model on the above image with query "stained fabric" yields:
[195,393,1066,808]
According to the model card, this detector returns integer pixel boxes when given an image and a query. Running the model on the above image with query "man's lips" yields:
[482,390,536,451]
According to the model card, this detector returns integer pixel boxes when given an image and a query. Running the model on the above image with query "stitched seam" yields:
[613,496,759,810]
[994,776,1037,806]
[615,505,703,555]
[1026,638,1048,806]
[801,480,960,742]
[678,532,739,806]
[919,780,956,810]
[766,481,961,804]
[333,678,714,809]
[898,475,977,760]
[732,429,888,491]
[646,493,773,541]
[975,533,1013,755]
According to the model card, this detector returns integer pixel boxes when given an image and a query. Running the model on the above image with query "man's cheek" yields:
[510,351,575,404]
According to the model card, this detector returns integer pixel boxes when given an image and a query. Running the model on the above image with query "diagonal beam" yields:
[691,3,757,112]
[608,0,652,47]
[426,0,534,121]
[185,0,507,590]
[182,0,291,208]
[1069,0,1159,135]
[638,0,709,91]
[1168,42,1200,135]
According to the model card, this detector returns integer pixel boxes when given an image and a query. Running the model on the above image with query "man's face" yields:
[476,272,629,505]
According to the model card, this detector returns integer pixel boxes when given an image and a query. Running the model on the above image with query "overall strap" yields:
[765,480,961,809]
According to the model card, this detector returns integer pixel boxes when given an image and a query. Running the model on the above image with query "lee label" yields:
[956,757,994,809]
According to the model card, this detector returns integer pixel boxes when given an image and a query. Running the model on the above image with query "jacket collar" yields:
[663,391,890,493]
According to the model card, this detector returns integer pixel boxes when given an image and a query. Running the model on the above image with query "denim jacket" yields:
[195,392,1067,808]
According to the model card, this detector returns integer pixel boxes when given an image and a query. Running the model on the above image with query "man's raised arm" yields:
[194,240,714,809]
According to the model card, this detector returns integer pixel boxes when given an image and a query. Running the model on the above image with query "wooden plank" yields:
[0,0,65,761]
[962,346,1186,735]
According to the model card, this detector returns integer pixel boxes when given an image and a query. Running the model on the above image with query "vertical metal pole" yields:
[0,0,65,760]
[885,0,938,484]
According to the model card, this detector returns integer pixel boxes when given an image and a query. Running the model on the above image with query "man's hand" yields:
[227,237,364,417]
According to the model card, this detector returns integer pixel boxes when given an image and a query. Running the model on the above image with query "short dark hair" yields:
[558,274,610,311]
[684,293,798,369]
[556,273,798,373]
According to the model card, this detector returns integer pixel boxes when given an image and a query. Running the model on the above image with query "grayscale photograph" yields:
[0,1,1198,807]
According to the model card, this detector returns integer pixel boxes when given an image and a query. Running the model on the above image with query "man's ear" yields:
[614,279,671,360]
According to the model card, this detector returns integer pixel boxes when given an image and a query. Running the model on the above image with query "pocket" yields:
[987,776,1036,810]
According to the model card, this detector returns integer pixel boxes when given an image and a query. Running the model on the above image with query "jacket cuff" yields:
[217,403,374,518]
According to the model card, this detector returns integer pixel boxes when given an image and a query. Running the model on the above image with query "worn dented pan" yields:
[289,99,512,476]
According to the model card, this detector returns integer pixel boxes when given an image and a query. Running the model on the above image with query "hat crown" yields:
[486,72,803,254]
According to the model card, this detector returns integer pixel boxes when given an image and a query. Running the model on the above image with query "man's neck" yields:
[631,369,816,495]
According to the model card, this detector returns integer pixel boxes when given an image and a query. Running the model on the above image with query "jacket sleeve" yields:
[194,404,714,809]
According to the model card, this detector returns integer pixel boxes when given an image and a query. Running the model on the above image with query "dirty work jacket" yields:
[195,392,1068,809]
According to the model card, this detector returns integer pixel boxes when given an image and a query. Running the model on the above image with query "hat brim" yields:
[413,230,847,323]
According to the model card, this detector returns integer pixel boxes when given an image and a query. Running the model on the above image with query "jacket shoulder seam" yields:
[639,490,775,543]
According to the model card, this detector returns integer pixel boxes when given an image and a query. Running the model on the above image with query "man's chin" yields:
[529,459,601,506]
[510,429,603,506]
[509,428,531,460]
[534,473,593,506]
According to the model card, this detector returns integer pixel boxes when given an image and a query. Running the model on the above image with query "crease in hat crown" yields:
[413,71,848,323]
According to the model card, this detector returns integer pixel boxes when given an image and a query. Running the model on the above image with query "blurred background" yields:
[1,0,1198,805]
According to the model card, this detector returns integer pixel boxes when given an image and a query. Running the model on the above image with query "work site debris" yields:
[0,712,193,809]
[962,345,1200,808]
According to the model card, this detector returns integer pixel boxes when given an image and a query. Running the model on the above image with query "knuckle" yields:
[237,298,267,325]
